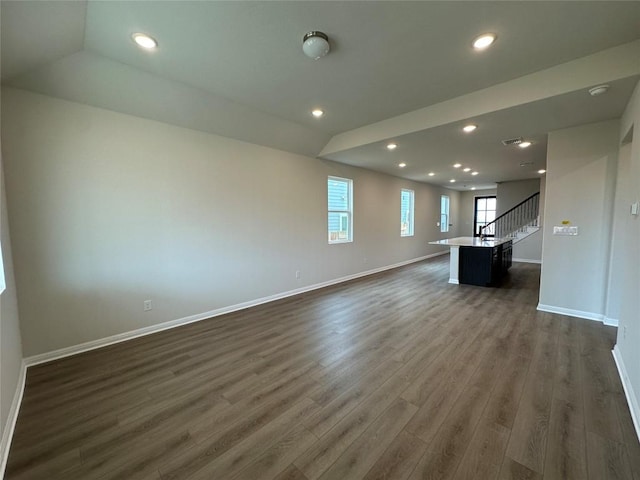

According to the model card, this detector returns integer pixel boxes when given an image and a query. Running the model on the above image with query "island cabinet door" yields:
[459,246,494,286]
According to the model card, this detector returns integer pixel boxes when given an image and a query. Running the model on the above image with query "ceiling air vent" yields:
[501,137,523,146]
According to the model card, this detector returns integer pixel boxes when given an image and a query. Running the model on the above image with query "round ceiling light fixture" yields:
[463,124,477,133]
[398,163,407,168]
[386,143,398,150]
[132,32,158,49]
[428,172,435,176]
[518,141,532,149]
[303,31,330,59]
[588,84,610,97]
[473,33,496,50]
[538,169,546,174]
[471,171,479,176]
[311,109,324,118]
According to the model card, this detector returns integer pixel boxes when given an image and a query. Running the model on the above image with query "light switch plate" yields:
[631,201,639,216]
[553,226,579,236]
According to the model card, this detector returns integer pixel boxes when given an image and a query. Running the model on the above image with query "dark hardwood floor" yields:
[6,256,640,479]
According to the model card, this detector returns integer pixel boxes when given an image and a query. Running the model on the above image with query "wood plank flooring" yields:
[6,256,640,480]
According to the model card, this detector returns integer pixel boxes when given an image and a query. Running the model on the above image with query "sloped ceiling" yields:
[2,1,640,189]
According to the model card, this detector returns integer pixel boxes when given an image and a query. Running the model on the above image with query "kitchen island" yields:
[429,236,512,286]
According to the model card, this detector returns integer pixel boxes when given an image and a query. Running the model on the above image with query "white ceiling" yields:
[2,1,640,190]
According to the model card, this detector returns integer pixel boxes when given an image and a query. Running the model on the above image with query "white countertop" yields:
[429,236,511,247]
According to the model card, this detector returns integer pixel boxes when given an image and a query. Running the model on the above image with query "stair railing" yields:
[480,192,540,240]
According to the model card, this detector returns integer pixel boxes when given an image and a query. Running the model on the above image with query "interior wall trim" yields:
[24,251,448,367]
[512,258,542,264]
[613,346,640,442]
[603,316,620,327]
[0,361,26,479]
[536,303,603,323]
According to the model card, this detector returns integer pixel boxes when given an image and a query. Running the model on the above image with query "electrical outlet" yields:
[144,300,152,311]
[295,270,300,279]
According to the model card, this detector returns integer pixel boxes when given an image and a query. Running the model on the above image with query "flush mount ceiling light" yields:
[311,109,324,118]
[471,171,479,176]
[538,169,547,174]
[428,172,435,176]
[463,124,477,133]
[463,167,471,172]
[386,143,397,150]
[302,31,330,59]
[473,33,496,50]
[453,163,462,168]
[589,85,610,96]
[398,163,407,168]
[518,141,532,149]
[132,32,158,49]
[450,179,456,183]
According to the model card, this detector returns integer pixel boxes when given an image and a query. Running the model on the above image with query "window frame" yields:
[440,195,450,233]
[327,176,353,244]
[400,189,415,237]
[473,195,497,237]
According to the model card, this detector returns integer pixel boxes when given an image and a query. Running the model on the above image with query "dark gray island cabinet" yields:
[429,237,513,287]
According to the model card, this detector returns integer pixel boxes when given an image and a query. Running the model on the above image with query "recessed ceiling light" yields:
[471,171,479,176]
[132,33,158,49]
[473,33,496,50]
[398,163,406,168]
[428,172,435,176]
[538,169,546,174]
[463,124,477,133]
[311,109,324,118]
[387,143,397,150]
[453,163,462,168]
[471,187,476,190]
[588,85,610,97]
[463,167,471,172]
[518,141,532,149]
[450,179,456,183]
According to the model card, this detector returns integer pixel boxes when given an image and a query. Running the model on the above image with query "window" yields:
[474,196,497,236]
[440,195,450,233]
[400,189,414,236]
[328,176,353,243]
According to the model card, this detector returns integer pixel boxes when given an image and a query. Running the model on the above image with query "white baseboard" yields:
[536,303,603,323]
[25,252,448,367]
[0,361,26,478]
[513,258,542,264]
[612,346,640,442]
[604,316,619,327]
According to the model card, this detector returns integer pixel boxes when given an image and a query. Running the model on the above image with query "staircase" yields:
[480,192,540,244]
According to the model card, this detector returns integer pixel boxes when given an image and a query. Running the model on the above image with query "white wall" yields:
[496,179,540,217]
[1,88,460,357]
[614,80,640,436]
[539,119,620,319]
[0,151,23,467]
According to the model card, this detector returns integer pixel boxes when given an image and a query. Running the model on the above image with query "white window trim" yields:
[440,195,450,233]
[401,189,415,237]
[328,176,353,244]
